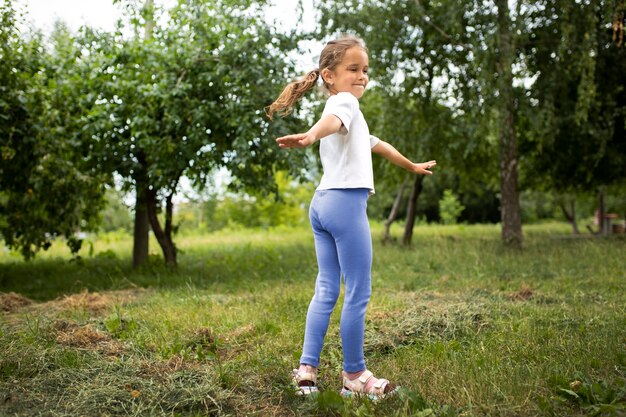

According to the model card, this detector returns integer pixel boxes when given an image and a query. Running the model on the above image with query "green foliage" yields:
[1,0,311,262]
[519,0,626,192]
[84,0,307,195]
[99,188,133,233]
[438,189,465,225]
[318,0,626,234]
[0,3,108,259]
[80,0,311,263]
[211,171,313,230]
[172,171,314,232]
[518,192,559,225]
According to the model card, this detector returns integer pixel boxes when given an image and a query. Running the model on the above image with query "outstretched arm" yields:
[276,114,343,149]
[372,139,436,175]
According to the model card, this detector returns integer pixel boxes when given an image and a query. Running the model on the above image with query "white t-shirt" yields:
[317,92,380,194]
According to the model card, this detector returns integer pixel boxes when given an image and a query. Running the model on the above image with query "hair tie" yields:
[307,69,319,82]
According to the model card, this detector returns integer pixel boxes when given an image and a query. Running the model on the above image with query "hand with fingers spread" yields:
[276,113,343,149]
[276,133,316,149]
[371,140,438,176]
[412,160,437,175]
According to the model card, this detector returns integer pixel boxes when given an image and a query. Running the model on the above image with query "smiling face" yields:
[322,46,369,99]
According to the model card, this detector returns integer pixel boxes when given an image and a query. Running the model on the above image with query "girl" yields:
[267,35,436,398]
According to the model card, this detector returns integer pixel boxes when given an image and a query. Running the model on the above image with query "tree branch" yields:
[414,0,470,50]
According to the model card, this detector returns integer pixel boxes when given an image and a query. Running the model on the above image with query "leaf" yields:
[558,388,581,399]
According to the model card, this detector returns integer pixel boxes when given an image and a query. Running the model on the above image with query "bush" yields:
[439,189,465,225]
[192,171,314,231]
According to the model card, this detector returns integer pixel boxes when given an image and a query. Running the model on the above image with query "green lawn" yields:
[1,223,624,416]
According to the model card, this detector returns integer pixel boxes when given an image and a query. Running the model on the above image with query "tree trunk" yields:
[144,0,154,40]
[146,189,177,266]
[132,151,150,268]
[383,176,409,244]
[132,185,150,268]
[598,188,606,235]
[131,0,155,268]
[495,0,523,248]
[402,175,424,246]
[401,58,433,247]
[559,197,580,234]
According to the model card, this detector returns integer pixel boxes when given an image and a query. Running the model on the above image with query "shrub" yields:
[439,189,465,225]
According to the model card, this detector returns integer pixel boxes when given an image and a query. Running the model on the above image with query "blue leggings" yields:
[300,188,372,372]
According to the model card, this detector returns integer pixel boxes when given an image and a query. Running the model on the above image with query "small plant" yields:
[556,373,626,416]
[161,328,219,362]
[103,312,139,339]
[439,189,465,225]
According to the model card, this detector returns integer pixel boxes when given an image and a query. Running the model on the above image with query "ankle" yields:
[344,370,365,380]
[298,364,317,375]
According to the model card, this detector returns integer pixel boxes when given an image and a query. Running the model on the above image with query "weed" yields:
[554,372,626,416]
[104,311,140,339]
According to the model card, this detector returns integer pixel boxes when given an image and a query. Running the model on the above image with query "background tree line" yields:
[1,0,625,265]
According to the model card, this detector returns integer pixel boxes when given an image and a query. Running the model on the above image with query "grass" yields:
[0,222,625,416]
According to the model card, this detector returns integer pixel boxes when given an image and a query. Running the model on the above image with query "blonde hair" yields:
[266,35,367,119]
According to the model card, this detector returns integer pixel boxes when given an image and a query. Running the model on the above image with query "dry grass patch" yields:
[52,289,146,315]
[2,289,148,321]
[509,285,535,301]
[53,320,124,357]
[0,292,33,312]
[56,290,119,314]
[364,292,490,355]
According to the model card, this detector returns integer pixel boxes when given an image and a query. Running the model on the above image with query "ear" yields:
[321,68,334,85]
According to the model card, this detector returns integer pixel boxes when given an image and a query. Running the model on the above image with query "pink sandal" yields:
[340,370,398,399]
[292,368,319,396]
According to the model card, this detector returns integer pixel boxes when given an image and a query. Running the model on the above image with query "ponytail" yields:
[266,69,320,119]
[267,35,366,119]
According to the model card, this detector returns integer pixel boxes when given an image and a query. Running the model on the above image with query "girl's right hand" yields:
[276,133,315,149]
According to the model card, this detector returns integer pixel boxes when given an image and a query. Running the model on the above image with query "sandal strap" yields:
[293,368,319,396]
[370,378,389,394]
[343,370,391,396]
[293,369,317,384]
[297,385,319,395]
[357,370,374,385]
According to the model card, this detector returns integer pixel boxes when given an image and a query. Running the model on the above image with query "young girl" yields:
[267,35,436,398]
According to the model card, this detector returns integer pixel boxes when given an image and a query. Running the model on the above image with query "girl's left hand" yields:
[413,160,437,175]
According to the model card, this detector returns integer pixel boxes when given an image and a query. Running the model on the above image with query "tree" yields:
[83,0,306,265]
[132,0,154,268]
[0,2,107,258]
[315,1,626,246]
[519,0,626,233]
[495,0,523,246]
[317,0,498,244]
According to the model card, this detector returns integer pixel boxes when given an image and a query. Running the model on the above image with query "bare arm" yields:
[372,139,436,175]
[276,114,343,149]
